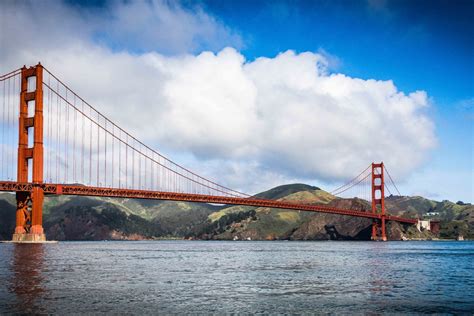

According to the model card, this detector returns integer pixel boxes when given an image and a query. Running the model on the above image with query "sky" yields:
[0,0,473,202]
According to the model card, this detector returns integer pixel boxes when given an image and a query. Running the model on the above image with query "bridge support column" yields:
[371,221,377,240]
[371,162,387,241]
[12,64,46,243]
[381,216,387,242]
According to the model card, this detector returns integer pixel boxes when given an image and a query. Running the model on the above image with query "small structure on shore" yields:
[416,219,440,235]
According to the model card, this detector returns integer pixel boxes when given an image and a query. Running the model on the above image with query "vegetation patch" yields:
[277,211,300,222]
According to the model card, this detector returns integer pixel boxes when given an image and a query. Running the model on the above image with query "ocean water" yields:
[0,241,473,314]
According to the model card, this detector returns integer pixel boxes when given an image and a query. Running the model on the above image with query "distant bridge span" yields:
[0,181,417,224]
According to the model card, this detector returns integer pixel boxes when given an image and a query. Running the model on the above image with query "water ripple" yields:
[0,241,473,314]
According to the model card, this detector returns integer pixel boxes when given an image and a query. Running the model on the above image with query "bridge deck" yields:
[0,181,417,224]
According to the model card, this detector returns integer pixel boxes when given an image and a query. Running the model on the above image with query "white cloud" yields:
[0,0,241,63]
[100,0,243,54]
[0,0,437,194]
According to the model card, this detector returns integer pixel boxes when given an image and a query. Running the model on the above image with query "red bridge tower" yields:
[371,162,387,241]
[12,64,45,242]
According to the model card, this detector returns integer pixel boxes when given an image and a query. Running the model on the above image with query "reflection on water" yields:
[8,244,48,314]
[0,241,473,314]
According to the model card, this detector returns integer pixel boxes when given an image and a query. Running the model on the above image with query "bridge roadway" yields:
[0,181,417,225]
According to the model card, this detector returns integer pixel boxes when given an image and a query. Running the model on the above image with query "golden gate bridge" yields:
[0,64,419,243]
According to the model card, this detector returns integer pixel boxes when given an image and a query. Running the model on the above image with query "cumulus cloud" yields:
[0,0,436,193]
[150,49,435,185]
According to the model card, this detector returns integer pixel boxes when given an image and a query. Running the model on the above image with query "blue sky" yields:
[205,0,472,97]
[2,0,473,202]
[199,0,474,201]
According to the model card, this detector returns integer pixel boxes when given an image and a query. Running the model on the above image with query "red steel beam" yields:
[0,181,418,224]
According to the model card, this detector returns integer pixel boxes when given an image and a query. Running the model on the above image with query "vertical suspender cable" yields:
[132,139,135,188]
[125,134,128,188]
[138,145,141,189]
[81,100,85,184]
[104,120,107,187]
[46,76,49,182]
[6,79,10,180]
[65,89,69,183]
[57,81,60,183]
[144,149,147,189]
[46,80,49,182]
[119,130,122,189]
[11,77,14,180]
[112,124,114,188]
[119,129,121,188]
[97,112,100,186]
[73,95,76,182]
[2,79,5,179]
[89,105,92,185]
[151,153,154,191]
[1,80,4,179]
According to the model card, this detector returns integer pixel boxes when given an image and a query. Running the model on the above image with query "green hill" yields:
[203,185,349,240]
[0,193,217,240]
[253,183,321,199]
